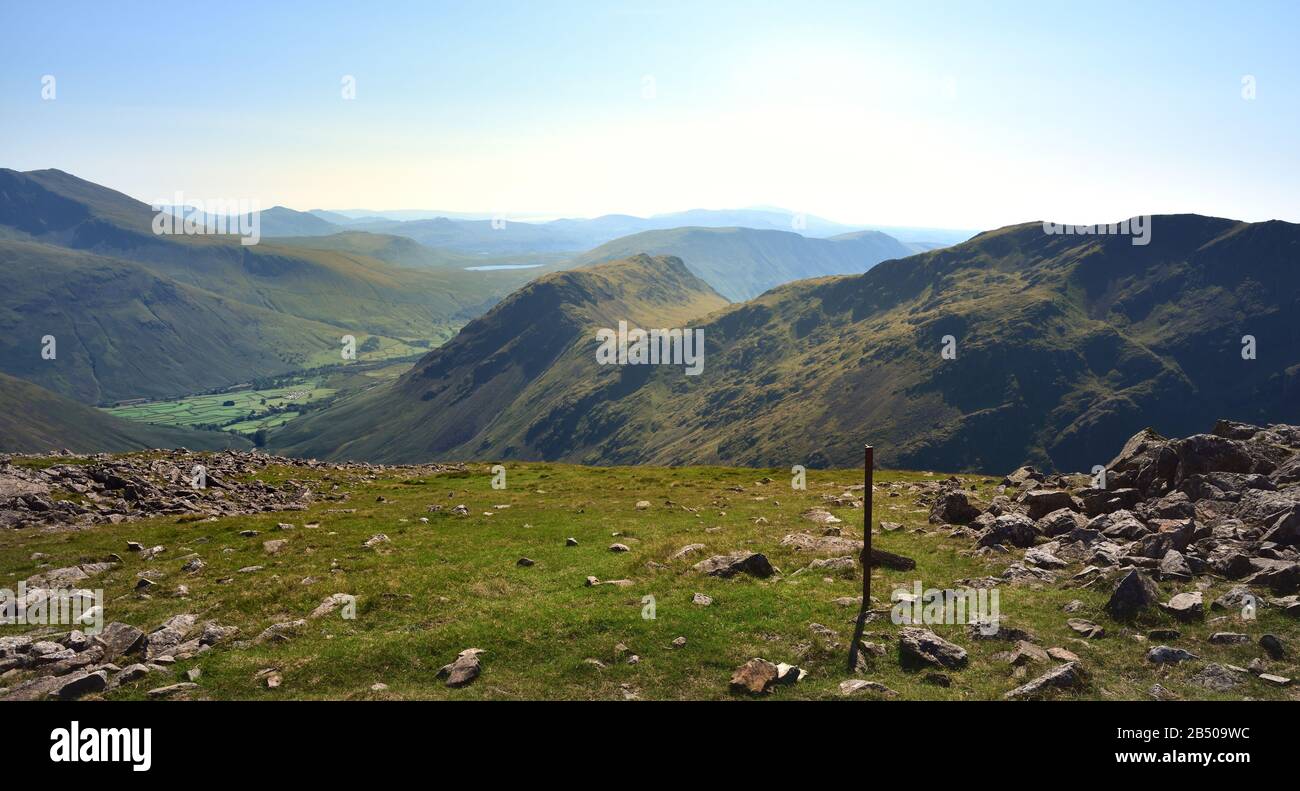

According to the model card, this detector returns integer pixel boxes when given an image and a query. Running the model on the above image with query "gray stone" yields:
[692,551,775,578]
[1105,570,1160,620]
[1003,662,1086,699]
[1147,645,1198,664]
[898,627,968,669]
[437,648,484,688]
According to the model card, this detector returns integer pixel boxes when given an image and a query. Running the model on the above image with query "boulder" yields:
[1190,663,1244,691]
[839,679,898,697]
[1161,591,1204,622]
[898,627,968,669]
[1174,434,1275,482]
[929,491,980,525]
[437,648,484,687]
[730,658,780,694]
[976,514,1037,549]
[692,552,775,578]
[1037,508,1087,537]
[1147,645,1198,664]
[1003,662,1086,699]
[1104,570,1160,620]
[94,622,144,661]
[1021,489,1076,520]
[49,670,108,700]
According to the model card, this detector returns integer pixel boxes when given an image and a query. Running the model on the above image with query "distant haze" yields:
[3,2,1297,229]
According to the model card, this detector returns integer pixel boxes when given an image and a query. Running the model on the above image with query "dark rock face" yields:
[692,551,775,578]
[929,490,980,525]
[1020,489,1077,520]
[1037,508,1087,537]
[898,627,968,669]
[1174,434,1276,482]
[976,514,1038,549]
[1105,570,1161,621]
[1106,428,1179,497]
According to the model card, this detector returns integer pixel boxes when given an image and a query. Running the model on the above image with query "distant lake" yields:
[464,264,545,271]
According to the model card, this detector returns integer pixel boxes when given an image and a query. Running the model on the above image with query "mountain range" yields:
[273,215,1300,473]
[272,254,728,460]
[0,169,552,403]
[6,168,1294,475]
[0,168,925,406]
[572,226,913,301]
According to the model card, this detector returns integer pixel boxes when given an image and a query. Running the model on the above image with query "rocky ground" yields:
[0,421,1296,701]
[0,449,462,530]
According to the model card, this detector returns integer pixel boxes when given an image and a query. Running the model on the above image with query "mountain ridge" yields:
[271,214,1300,473]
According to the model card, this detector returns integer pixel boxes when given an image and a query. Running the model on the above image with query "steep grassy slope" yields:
[0,240,365,403]
[572,226,912,300]
[0,373,250,452]
[0,169,516,340]
[274,215,1300,473]
[272,255,728,461]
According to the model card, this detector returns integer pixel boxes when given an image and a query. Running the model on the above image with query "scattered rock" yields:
[254,619,307,644]
[49,670,108,700]
[1190,663,1244,691]
[1161,591,1205,622]
[1105,570,1160,620]
[437,648,484,688]
[1004,662,1086,699]
[730,658,780,694]
[309,593,354,619]
[1067,618,1105,639]
[898,627,968,669]
[1259,634,1286,659]
[692,551,775,578]
[839,679,898,697]
[1147,645,1198,664]
[147,682,200,699]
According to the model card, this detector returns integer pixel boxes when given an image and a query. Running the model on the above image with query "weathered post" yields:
[847,445,874,673]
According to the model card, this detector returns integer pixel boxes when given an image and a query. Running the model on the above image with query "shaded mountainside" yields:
[0,169,526,341]
[274,215,1300,473]
[271,255,728,460]
[0,240,349,403]
[572,226,912,301]
[0,373,250,453]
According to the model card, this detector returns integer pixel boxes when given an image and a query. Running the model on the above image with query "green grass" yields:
[100,354,419,435]
[1,462,1295,701]
[104,380,335,431]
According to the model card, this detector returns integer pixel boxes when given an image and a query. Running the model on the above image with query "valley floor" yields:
[1,457,1296,700]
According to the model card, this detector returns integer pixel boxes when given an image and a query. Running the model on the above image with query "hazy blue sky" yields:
[3,0,1298,229]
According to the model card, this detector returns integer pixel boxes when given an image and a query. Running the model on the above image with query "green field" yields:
[103,381,337,434]
[102,353,420,436]
[2,459,1294,701]
[298,335,430,369]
